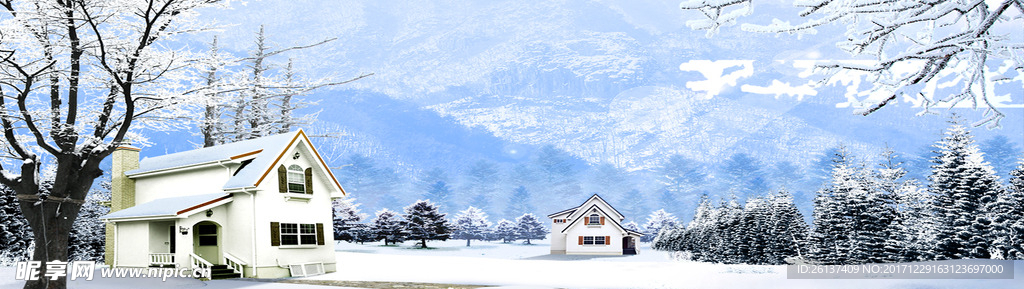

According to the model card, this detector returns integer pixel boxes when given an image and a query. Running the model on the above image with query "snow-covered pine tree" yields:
[402,200,451,248]
[988,158,1024,259]
[617,189,649,223]
[462,160,499,213]
[68,182,110,262]
[847,151,899,264]
[736,197,770,264]
[332,197,368,243]
[514,213,548,244]
[809,147,858,265]
[929,121,1002,259]
[712,197,744,264]
[1003,159,1024,259]
[643,209,678,243]
[877,148,934,262]
[493,219,518,243]
[504,186,534,220]
[766,190,808,265]
[452,206,492,247]
[369,209,406,245]
[0,185,32,265]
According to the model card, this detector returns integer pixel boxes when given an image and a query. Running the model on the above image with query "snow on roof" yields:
[128,132,296,176]
[126,131,301,191]
[100,193,230,220]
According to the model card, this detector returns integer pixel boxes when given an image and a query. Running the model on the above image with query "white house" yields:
[547,194,643,255]
[100,130,345,279]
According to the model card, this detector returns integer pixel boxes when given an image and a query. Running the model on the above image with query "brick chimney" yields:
[105,143,139,265]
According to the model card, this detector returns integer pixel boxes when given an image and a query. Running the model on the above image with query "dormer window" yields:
[277,164,313,195]
[287,165,306,193]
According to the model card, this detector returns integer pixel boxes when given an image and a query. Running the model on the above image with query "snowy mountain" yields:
[178,0,1023,191]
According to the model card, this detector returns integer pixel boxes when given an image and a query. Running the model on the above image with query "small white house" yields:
[548,194,643,255]
[100,130,345,278]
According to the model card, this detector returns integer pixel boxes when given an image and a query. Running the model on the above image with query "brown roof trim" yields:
[252,130,347,196]
[230,149,263,160]
[176,195,232,215]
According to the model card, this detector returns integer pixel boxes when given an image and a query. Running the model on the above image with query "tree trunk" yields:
[466,239,470,247]
[420,239,427,248]
[20,193,83,289]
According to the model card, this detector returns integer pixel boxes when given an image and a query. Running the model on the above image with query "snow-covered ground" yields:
[323,240,1024,288]
[1,240,1021,288]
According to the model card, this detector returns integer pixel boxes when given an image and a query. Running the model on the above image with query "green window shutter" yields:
[315,223,325,245]
[277,165,287,193]
[270,222,280,246]
[304,168,313,194]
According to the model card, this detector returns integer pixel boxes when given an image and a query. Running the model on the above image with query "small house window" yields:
[197,225,217,246]
[280,223,317,245]
[287,165,305,193]
[588,214,600,225]
[581,235,607,246]
[554,219,566,223]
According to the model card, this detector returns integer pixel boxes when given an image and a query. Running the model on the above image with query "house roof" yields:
[547,194,624,220]
[127,130,345,194]
[100,193,231,221]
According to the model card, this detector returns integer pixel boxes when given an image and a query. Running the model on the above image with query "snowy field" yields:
[1,240,1021,288]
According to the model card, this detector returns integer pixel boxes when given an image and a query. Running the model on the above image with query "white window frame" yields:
[287,165,306,194]
[587,214,600,225]
[280,223,317,246]
[582,235,606,246]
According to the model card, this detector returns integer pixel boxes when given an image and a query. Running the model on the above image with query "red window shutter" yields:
[605,236,611,245]
[600,217,605,225]
[578,236,583,245]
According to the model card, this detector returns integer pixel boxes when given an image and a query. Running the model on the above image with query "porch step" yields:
[209,265,241,280]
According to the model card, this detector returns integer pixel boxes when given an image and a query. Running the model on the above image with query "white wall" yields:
[115,221,150,267]
[251,140,338,277]
[148,221,174,254]
[550,216,569,253]
[565,222,624,255]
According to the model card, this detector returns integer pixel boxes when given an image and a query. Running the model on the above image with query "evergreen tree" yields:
[369,209,406,245]
[929,121,1002,259]
[809,148,857,265]
[642,209,678,243]
[989,158,1024,259]
[402,200,451,248]
[452,207,492,247]
[493,219,518,243]
[68,181,110,262]
[332,197,368,242]
[504,186,534,220]
[766,190,808,265]
[514,213,548,244]
[622,221,641,233]
[0,185,32,265]
[1004,159,1024,259]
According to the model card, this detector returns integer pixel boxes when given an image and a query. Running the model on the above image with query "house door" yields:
[168,226,175,253]
[193,221,221,264]
[622,237,637,255]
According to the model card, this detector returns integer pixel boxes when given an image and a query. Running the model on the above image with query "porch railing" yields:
[149,253,175,266]
[189,253,212,271]
[223,253,246,276]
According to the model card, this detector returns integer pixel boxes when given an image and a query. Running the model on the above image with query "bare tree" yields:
[679,0,1023,127]
[0,1,225,288]
[200,26,372,146]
